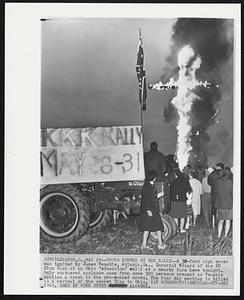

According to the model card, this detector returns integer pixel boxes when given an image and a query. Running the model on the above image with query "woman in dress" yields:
[138,170,165,250]
[169,169,192,233]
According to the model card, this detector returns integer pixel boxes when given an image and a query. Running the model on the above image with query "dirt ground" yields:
[40,215,232,256]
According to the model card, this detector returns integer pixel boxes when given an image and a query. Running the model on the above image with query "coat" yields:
[207,170,222,207]
[144,150,167,181]
[170,176,192,202]
[137,181,164,231]
[168,176,192,219]
[214,177,233,209]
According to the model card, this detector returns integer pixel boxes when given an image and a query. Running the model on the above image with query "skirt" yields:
[217,208,233,220]
[169,201,187,219]
[137,212,164,232]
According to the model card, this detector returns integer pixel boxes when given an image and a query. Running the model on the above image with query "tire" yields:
[88,209,112,234]
[150,214,177,242]
[80,184,112,234]
[40,184,90,243]
[161,214,177,241]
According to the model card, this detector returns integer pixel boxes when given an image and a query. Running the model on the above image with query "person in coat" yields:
[144,141,167,181]
[168,169,192,233]
[215,167,233,238]
[137,170,166,250]
[207,162,225,227]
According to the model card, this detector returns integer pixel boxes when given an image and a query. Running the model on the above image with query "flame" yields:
[172,45,201,170]
[148,45,219,170]
[149,44,218,91]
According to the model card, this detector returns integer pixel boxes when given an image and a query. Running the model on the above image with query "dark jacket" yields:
[137,180,164,231]
[170,176,192,202]
[215,177,233,209]
[207,170,220,187]
[140,181,159,214]
[207,170,221,206]
[144,150,167,181]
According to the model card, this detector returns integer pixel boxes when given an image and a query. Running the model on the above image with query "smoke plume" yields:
[163,18,233,167]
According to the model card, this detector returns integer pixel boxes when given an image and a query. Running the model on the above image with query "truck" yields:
[40,125,177,244]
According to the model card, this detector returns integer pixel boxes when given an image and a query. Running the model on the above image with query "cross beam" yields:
[148,77,219,91]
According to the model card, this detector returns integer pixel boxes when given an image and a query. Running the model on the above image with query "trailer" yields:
[40,125,177,243]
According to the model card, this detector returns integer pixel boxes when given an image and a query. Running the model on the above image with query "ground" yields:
[40,215,232,256]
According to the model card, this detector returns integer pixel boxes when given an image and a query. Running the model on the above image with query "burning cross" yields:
[148,75,219,91]
[148,45,219,170]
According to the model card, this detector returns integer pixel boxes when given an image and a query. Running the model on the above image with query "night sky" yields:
[41,18,233,165]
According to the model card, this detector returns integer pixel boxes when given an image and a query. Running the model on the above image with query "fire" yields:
[149,45,219,170]
[150,45,214,170]
[148,44,218,91]
[173,45,201,170]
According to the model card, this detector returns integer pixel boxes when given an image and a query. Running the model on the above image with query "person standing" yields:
[169,170,192,233]
[225,166,233,181]
[196,165,205,183]
[144,141,167,181]
[208,163,224,227]
[137,170,166,250]
[185,188,194,230]
[182,165,193,229]
[154,174,171,214]
[144,141,168,216]
[215,167,233,239]
[201,168,212,226]
[189,172,202,227]
[165,154,179,183]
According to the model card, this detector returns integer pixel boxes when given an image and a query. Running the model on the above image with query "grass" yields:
[40,215,232,256]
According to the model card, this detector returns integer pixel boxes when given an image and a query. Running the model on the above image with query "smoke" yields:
[163,18,233,167]
[171,18,233,72]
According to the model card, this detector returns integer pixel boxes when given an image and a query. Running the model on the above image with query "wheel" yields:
[88,210,112,233]
[150,214,177,242]
[161,214,177,241]
[40,184,90,243]
[79,184,112,234]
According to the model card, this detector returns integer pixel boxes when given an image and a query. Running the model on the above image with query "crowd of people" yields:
[138,141,233,250]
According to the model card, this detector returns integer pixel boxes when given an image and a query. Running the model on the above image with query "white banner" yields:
[41,126,145,183]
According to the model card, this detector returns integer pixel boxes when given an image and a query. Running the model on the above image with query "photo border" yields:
[4,2,241,295]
